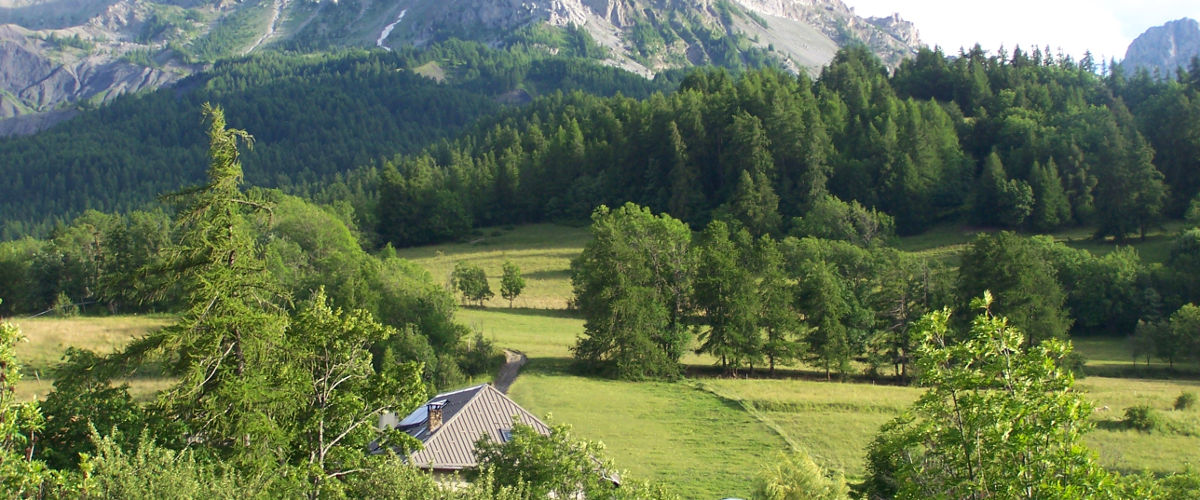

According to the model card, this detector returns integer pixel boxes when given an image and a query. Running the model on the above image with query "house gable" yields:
[402,384,550,470]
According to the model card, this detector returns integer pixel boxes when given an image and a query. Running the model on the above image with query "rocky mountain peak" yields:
[0,0,923,134]
[1123,17,1200,77]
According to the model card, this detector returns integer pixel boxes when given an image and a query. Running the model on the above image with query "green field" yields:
[394,223,590,309]
[10,315,173,400]
[10,222,1200,496]
[509,361,790,498]
[410,223,1200,492]
[894,221,1186,267]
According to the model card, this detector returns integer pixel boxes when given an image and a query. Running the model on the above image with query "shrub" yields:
[1176,392,1198,411]
[753,450,849,500]
[1123,405,1162,432]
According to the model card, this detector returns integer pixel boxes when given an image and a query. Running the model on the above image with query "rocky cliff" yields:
[1123,17,1200,78]
[0,0,921,134]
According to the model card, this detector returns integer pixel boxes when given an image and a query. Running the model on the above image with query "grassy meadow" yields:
[404,223,1200,493]
[9,222,1200,496]
[9,315,173,400]
[394,223,590,309]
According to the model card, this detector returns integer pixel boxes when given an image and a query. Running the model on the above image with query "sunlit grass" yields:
[1079,376,1200,473]
[11,315,173,401]
[508,361,789,499]
[394,223,589,309]
[700,378,922,479]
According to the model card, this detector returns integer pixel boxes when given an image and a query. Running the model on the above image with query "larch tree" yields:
[753,235,804,376]
[694,220,761,374]
[148,104,296,467]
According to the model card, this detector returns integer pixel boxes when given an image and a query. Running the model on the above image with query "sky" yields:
[843,0,1200,62]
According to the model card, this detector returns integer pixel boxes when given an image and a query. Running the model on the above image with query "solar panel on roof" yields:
[397,405,428,427]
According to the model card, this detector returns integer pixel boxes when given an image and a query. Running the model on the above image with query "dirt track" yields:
[494,349,527,394]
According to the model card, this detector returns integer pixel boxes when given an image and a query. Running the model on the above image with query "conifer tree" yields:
[146,104,294,467]
[694,221,761,374]
[1028,159,1072,231]
[753,235,804,375]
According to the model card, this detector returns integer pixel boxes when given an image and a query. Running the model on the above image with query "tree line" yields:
[368,47,1200,248]
[570,202,1200,380]
[0,42,671,240]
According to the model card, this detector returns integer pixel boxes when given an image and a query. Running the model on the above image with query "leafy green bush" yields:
[1124,405,1163,432]
[1177,392,1198,411]
[753,451,849,500]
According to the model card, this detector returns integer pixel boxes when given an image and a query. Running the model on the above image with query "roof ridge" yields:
[433,383,489,400]
[427,384,490,439]
[483,384,552,431]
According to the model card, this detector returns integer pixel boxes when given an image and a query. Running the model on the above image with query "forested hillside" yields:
[0,43,671,239]
[366,46,1200,247]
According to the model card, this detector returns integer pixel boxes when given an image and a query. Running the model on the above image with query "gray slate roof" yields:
[394,383,550,470]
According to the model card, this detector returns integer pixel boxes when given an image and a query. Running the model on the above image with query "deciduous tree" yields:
[571,203,693,379]
[500,260,525,308]
[865,294,1116,499]
[451,261,494,307]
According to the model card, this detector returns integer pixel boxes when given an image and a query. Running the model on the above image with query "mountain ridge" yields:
[1123,17,1200,78]
[0,0,920,132]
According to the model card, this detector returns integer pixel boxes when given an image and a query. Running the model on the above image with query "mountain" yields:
[1123,17,1200,78]
[0,0,920,132]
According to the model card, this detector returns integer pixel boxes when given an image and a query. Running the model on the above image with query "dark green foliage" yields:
[451,261,494,307]
[1090,102,1168,241]
[0,44,667,241]
[1161,303,1200,367]
[795,259,860,379]
[971,152,1033,227]
[1036,240,1149,336]
[571,204,693,379]
[693,221,761,374]
[956,232,1072,345]
[377,159,474,247]
[1166,229,1200,305]
[868,249,949,382]
[1176,392,1197,411]
[146,104,294,466]
[790,195,894,247]
[753,235,804,376]
[37,350,181,470]
[1027,159,1072,231]
[1124,405,1163,432]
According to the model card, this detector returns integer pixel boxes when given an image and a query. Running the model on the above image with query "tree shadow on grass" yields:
[1084,363,1200,380]
[521,269,571,281]
[683,363,916,386]
[521,357,579,377]
[460,306,581,320]
[1094,418,1135,432]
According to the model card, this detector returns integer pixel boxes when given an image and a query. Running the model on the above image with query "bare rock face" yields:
[0,0,923,134]
[1124,18,1200,78]
[734,0,918,60]
[0,23,184,132]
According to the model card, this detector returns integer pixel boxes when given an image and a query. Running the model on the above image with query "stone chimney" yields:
[427,400,446,432]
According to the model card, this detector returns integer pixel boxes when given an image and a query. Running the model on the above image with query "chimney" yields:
[427,400,446,432]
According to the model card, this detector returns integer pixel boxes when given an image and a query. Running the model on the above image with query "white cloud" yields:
[844,0,1200,61]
